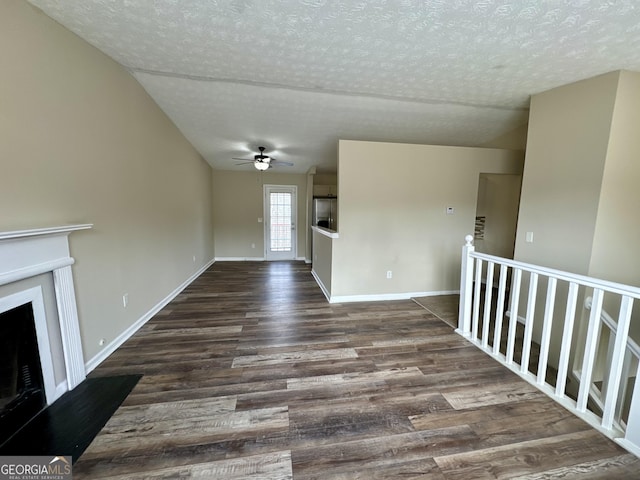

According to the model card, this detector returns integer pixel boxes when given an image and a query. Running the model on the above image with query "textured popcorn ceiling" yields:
[28,0,640,173]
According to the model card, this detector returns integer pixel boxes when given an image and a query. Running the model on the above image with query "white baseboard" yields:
[412,290,460,298]
[85,258,215,374]
[214,256,265,261]
[311,269,331,301]
[329,290,458,304]
[310,271,459,304]
[215,257,307,262]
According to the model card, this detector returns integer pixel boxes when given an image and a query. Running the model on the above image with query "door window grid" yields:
[270,192,292,251]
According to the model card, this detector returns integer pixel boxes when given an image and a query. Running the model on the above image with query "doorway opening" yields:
[474,173,522,259]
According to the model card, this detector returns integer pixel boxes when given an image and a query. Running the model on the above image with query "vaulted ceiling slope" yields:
[27,0,640,173]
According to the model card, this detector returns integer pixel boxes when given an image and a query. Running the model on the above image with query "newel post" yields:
[456,235,475,337]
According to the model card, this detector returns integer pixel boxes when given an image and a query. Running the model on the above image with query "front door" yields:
[264,185,297,261]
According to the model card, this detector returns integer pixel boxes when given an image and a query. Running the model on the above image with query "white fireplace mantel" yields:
[0,224,93,241]
[0,224,92,400]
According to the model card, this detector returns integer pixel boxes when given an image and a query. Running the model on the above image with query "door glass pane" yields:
[270,192,292,251]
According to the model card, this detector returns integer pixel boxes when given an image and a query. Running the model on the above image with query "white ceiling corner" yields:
[27,0,640,173]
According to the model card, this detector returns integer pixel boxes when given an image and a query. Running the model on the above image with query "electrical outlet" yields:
[192,255,196,263]
[122,293,129,308]
[99,338,105,346]
[386,270,393,279]
[251,243,256,249]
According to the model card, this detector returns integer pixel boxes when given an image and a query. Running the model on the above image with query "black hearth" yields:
[0,303,46,446]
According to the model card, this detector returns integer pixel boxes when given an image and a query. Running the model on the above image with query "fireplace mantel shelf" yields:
[0,224,93,241]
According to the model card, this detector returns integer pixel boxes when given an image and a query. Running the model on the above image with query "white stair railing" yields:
[457,235,640,458]
[582,296,640,430]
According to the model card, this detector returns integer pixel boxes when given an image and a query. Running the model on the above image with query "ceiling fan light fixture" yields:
[254,160,269,171]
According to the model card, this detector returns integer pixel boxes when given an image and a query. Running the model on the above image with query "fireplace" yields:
[0,303,46,445]
[0,225,91,445]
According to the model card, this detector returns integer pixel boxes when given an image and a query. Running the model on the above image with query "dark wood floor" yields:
[75,262,639,479]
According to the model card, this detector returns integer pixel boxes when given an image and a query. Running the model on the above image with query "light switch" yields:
[446,207,455,215]
[258,218,263,223]
[526,232,534,243]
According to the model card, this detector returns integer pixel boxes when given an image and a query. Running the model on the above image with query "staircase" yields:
[457,235,640,458]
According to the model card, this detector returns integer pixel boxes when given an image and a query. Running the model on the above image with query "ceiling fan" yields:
[233,146,293,171]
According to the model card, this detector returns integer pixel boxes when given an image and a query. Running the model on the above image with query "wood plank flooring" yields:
[75,261,639,479]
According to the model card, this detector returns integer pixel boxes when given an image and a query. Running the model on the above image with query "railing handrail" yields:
[469,250,640,299]
[458,235,640,459]
[585,296,640,360]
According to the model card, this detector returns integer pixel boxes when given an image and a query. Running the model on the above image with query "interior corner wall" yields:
[313,174,338,185]
[590,71,640,345]
[589,71,640,287]
[0,0,214,363]
[332,140,524,298]
[212,170,308,260]
[513,71,620,274]
[481,123,529,151]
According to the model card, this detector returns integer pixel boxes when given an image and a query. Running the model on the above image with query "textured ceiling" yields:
[28,0,640,173]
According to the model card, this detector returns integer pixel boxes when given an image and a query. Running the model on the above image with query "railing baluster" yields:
[577,288,605,413]
[520,272,538,374]
[616,350,633,426]
[537,277,557,386]
[506,268,522,365]
[602,296,634,429]
[492,264,508,355]
[482,262,495,349]
[472,258,483,341]
[556,282,578,398]
[600,329,616,400]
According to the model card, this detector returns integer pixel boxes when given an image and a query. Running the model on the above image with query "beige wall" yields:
[0,0,214,363]
[513,71,619,273]
[590,71,640,344]
[332,140,523,299]
[513,70,640,368]
[589,71,640,286]
[212,170,308,259]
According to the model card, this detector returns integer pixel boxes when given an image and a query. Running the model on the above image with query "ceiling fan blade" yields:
[232,157,253,161]
[234,161,254,166]
[270,160,294,167]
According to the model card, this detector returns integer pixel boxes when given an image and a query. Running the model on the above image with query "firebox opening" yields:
[0,302,46,446]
